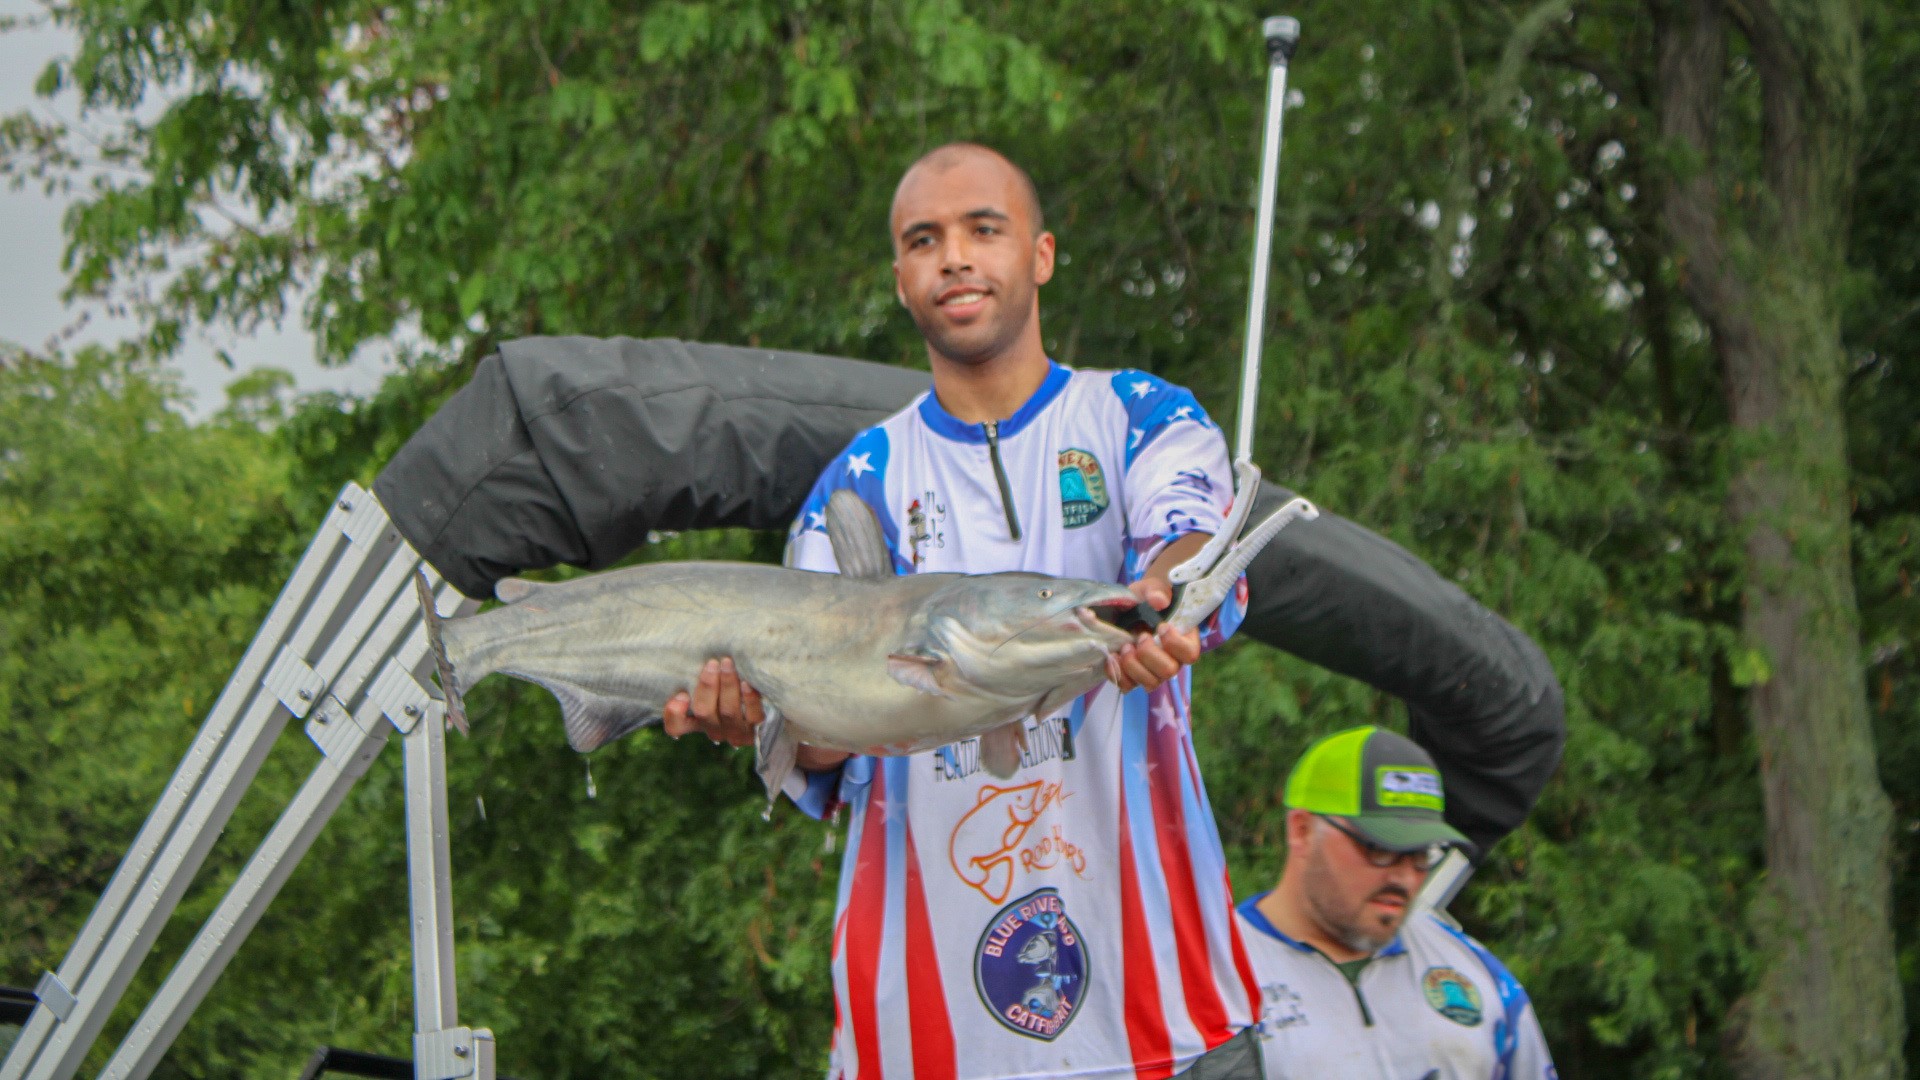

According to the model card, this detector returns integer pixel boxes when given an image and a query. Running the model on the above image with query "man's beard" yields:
[912,280,1036,366]
[1301,846,1411,955]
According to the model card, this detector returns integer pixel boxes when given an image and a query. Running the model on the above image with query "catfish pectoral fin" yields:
[979,721,1028,779]
[886,652,953,698]
[502,671,661,752]
[755,706,799,816]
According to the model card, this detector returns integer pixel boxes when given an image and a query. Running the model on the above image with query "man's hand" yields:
[662,658,852,770]
[663,658,763,747]
[1111,576,1203,692]
[1110,533,1210,694]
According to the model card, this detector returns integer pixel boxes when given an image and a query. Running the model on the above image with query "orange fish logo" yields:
[949,780,1075,903]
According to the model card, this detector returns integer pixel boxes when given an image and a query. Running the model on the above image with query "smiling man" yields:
[662,142,1268,1078]
[1237,727,1556,1079]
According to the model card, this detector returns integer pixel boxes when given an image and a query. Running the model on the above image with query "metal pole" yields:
[1235,15,1300,465]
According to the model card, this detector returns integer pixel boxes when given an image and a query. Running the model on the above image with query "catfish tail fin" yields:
[414,570,469,735]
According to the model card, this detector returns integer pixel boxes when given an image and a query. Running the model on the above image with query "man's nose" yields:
[940,234,973,273]
[1386,859,1425,889]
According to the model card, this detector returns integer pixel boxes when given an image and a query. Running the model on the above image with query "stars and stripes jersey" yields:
[1235,897,1557,1080]
[780,360,1260,1080]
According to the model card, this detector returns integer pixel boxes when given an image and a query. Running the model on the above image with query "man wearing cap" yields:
[1235,726,1556,1079]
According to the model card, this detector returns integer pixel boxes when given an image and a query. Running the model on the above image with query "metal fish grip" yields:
[0,483,494,1080]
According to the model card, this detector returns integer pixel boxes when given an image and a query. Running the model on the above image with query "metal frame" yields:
[1411,848,1475,921]
[0,484,493,1080]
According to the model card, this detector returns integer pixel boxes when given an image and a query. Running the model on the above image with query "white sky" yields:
[0,0,395,417]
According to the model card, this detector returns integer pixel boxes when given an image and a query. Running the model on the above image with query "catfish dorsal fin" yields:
[825,490,893,580]
[494,577,549,604]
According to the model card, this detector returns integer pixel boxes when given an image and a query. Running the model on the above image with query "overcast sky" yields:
[0,0,395,417]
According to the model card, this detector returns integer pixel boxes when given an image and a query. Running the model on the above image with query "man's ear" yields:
[1284,808,1316,850]
[893,261,907,307]
[1033,230,1057,286]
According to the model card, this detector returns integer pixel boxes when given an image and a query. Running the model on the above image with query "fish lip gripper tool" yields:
[1,483,495,1080]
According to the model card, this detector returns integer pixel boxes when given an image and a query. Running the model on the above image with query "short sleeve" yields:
[1108,371,1246,649]
[782,424,909,576]
[1506,1000,1558,1080]
[1109,370,1234,578]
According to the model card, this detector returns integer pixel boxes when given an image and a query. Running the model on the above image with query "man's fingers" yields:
[690,659,721,728]
[667,659,760,747]
[709,660,755,747]
[716,658,743,724]
[741,678,767,727]
[1135,633,1183,679]
[1128,576,1174,612]
[1111,631,1191,693]
[1159,626,1202,665]
[662,692,693,738]
[1119,650,1161,691]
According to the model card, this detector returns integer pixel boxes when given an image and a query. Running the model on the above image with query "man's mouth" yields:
[1368,888,1411,911]
[936,286,992,315]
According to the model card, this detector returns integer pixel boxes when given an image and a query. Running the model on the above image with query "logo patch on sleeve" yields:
[1057,449,1109,529]
[1376,767,1445,811]
[1422,967,1484,1025]
[974,888,1090,1040]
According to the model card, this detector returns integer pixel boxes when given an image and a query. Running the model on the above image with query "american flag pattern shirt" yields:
[781,361,1259,1080]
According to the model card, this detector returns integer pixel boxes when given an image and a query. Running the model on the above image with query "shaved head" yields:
[891,143,1044,238]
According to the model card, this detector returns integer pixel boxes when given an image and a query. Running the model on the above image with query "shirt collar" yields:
[916,359,1071,444]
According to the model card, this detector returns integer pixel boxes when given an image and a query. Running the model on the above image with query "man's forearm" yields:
[797,744,853,771]
[1141,532,1213,600]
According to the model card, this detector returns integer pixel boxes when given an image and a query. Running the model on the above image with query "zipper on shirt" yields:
[1348,981,1375,1027]
[982,419,1023,542]
[1318,950,1376,1027]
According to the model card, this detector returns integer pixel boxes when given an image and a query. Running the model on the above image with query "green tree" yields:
[1649,0,1902,1070]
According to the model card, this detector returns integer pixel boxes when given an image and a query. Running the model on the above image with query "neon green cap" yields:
[1283,726,1472,853]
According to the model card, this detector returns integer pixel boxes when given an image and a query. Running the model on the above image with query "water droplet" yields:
[824,828,837,855]
[475,795,487,821]
[584,760,597,800]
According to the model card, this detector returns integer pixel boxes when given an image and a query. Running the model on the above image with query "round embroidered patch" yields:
[974,887,1090,1040]
[1057,449,1110,529]
[1423,966,1484,1026]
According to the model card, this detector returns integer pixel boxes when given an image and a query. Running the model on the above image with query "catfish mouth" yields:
[1079,595,1160,638]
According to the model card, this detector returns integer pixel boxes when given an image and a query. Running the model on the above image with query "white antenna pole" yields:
[1235,16,1300,464]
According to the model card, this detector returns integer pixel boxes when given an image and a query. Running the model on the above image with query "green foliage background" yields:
[1,0,1916,1077]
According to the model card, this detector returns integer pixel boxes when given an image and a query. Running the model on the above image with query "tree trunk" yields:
[1654,0,1905,1075]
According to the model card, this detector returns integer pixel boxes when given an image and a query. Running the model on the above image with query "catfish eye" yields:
[1038,588,1054,599]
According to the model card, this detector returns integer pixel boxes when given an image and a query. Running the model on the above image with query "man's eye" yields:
[977,225,997,236]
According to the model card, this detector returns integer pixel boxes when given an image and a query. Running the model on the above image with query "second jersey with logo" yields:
[1236,899,1558,1080]
[785,361,1256,1080]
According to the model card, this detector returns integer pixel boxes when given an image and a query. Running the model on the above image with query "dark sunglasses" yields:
[1319,815,1448,872]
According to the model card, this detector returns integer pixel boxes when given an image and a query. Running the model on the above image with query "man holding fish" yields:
[664,142,1271,1079]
